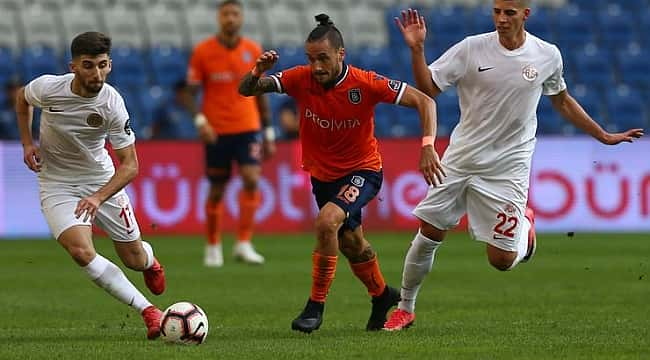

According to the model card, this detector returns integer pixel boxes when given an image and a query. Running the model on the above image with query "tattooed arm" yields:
[239,50,281,96]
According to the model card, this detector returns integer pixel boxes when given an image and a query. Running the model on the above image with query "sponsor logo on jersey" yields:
[478,66,494,72]
[304,108,361,131]
[388,79,402,92]
[348,88,361,104]
[351,175,365,187]
[522,64,538,82]
[124,119,133,135]
[86,113,104,128]
[274,71,283,78]
[49,106,64,113]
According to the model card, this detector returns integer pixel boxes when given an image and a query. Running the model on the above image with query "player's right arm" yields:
[15,85,40,172]
[395,9,442,98]
[186,46,216,143]
[239,50,281,96]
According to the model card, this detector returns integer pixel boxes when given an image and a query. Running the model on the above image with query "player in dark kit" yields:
[239,14,445,333]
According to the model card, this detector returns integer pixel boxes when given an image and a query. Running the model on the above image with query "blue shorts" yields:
[311,170,383,231]
[205,131,262,183]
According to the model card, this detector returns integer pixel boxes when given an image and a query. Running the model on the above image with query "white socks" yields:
[141,241,154,269]
[84,254,152,313]
[509,215,532,270]
[398,230,442,313]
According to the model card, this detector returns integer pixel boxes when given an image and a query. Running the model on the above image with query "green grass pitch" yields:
[0,232,648,359]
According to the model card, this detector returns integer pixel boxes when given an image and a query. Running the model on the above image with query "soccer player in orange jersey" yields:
[185,0,276,267]
[239,14,446,333]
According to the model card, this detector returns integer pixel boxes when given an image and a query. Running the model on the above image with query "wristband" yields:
[264,126,276,142]
[193,113,208,128]
[421,135,434,147]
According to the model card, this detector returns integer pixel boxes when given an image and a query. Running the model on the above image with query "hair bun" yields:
[315,13,334,26]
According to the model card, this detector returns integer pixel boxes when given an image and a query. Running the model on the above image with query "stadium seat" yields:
[21,46,63,82]
[572,44,615,89]
[525,7,553,41]
[0,8,20,51]
[606,85,648,131]
[302,1,352,45]
[426,6,470,49]
[241,5,267,46]
[0,47,16,86]
[553,6,597,50]
[536,96,567,135]
[150,46,188,88]
[265,3,305,47]
[60,4,105,46]
[435,89,460,137]
[19,3,64,50]
[357,47,394,77]
[570,83,607,124]
[145,3,187,48]
[102,4,147,48]
[276,46,305,69]
[617,44,650,89]
[184,3,218,47]
[373,103,394,138]
[109,47,149,89]
[391,106,420,138]
[470,6,496,34]
[347,4,388,48]
[598,6,638,49]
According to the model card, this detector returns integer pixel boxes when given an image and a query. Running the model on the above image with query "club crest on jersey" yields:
[274,71,283,78]
[522,64,538,82]
[348,88,362,104]
[351,175,365,187]
[242,51,252,63]
[86,113,104,128]
[388,79,401,92]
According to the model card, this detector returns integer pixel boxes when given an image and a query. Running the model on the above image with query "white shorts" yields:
[412,171,529,252]
[40,183,141,241]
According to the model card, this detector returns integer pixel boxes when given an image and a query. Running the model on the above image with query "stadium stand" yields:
[0,0,647,139]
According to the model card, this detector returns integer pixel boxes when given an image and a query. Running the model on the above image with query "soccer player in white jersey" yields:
[14,32,167,339]
[384,1,645,331]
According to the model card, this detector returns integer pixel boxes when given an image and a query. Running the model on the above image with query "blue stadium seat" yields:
[470,6,495,34]
[0,47,16,85]
[109,47,149,89]
[426,6,470,49]
[276,46,304,70]
[150,46,187,88]
[553,6,597,50]
[435,89,460,137]
[357,47,393,77]
[571,84,607,124]
[537,96,568,134]
[21,46,62,81]
[526,7,554,41]
[391,106,420,138]
[617,45,650,89]
[598,7,638,49]
[572,44,615,89]
[373,103,394,138]
[606,85,648,131]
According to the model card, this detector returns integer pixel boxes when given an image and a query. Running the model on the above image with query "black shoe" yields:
[366,285,401,331]
[291,299,324,333]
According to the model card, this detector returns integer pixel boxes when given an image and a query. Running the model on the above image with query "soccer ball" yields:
[160,302,209,345]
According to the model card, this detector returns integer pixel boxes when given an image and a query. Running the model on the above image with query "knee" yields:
[315,213,341,241]
[120,247,146,270]
[487,253,515,271]
[419,221,445,242]
[66,246,96,266]
[338,238,363,259]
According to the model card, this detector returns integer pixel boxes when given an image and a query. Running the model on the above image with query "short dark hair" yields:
[218,0,241,9]
[70,32,111,58]
[307,14,344,49]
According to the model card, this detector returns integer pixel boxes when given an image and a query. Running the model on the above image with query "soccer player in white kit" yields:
[384,1,645,331]
[14,32,167,339]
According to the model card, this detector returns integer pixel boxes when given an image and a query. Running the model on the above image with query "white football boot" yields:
[204,243,224,267]
[233,242,265,264]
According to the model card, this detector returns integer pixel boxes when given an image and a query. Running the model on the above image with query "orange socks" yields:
[205,201,224,245]
[349,256,387,297]
[310,252,338,303]
[238,190,261,242]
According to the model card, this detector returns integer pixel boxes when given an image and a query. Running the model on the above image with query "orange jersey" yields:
[187,37,262,134]
[269,64,407,181]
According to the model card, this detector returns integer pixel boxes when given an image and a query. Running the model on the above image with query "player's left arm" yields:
[74,144,138,222]
[239,50,281,96]
[398,85,446,186]
[255,94,276,158]
[549,90,644,145]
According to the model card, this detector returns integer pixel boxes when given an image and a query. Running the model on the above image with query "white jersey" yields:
[24,73,135,184]
[430,31,566,177]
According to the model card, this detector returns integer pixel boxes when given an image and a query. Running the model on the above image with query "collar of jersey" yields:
[321,63,349,90]
[494,31,529,57]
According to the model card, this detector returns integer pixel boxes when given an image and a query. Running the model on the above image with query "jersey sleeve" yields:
[269,66,305,97]
[428,38,470,92]
[366,72,407,105]
[23,75,56,108]
[107,92,136,150]
[187,46,204,85]
[542,46,567,96]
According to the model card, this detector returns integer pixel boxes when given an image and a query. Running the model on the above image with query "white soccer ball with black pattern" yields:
[160,302,209,345]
